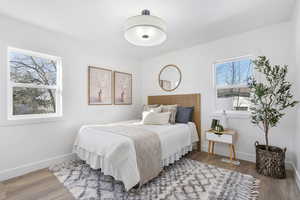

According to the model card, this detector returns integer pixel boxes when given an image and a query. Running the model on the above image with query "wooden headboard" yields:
[148,94,201,151]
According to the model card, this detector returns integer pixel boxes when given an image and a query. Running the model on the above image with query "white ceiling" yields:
[0,0,295,60]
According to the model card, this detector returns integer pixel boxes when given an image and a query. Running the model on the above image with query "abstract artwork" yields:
[114,71,132,105]
[88,66,112,105]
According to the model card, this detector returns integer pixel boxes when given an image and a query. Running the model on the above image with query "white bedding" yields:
[73,120,199,190]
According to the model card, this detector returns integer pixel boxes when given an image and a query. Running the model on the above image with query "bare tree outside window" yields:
[8,48,61,117]
[215,57,252,111]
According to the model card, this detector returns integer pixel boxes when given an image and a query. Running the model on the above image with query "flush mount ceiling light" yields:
[124,9,167,47]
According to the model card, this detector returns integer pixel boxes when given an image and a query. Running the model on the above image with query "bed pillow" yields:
[143,104,160,112]
[142,111,171,125]
[161,105,177,124]
[149,106,162,113]
[175,106,194,123]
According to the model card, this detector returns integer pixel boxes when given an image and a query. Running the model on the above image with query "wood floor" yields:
[1,152,299,200]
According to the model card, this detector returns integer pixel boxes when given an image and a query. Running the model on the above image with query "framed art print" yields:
[114,71,132,105]
[88,66,113,105]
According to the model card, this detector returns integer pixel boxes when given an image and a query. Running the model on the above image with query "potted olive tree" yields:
[249,56,298,178]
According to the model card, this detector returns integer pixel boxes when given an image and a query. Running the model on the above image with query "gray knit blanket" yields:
[99,125,162,186]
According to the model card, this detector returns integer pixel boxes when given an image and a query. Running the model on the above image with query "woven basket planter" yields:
[255,141,286,178]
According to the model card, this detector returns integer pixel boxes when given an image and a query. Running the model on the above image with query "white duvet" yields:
[73,120,199,190]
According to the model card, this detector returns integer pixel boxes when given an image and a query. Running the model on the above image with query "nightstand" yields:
[205,129,237,160]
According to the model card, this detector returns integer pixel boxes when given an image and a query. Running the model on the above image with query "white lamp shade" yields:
[124,14,167,46]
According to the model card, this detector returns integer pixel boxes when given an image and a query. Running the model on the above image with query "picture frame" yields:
[114,71,132,105]
[88,66,113,105]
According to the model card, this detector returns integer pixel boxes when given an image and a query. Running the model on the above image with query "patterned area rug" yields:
[50,159,259,200]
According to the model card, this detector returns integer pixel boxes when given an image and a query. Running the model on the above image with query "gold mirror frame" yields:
[158,64,182,92]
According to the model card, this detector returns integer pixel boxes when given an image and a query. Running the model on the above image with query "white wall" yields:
[0,15,142,180]
[293,0,300,188]
[141,22,297,164]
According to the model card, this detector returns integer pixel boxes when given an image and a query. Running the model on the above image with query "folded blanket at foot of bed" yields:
[102,125,162,186]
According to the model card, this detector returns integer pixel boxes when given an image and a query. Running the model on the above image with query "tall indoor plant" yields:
[249,56,298,178]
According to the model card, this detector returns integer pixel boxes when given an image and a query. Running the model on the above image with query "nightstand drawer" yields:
[206,132,233,144]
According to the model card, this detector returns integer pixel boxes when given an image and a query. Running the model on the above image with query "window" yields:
[8,47,62,120]
[214,56,253,112]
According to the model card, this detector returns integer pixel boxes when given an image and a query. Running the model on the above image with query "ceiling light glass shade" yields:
[124,10,167,46]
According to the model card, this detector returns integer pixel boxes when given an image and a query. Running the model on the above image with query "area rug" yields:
[49,158,259,200]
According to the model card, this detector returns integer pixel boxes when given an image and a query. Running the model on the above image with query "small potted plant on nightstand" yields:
[249,56,298,178]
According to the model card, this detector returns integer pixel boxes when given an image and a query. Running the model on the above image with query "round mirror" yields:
[159,64,182,92]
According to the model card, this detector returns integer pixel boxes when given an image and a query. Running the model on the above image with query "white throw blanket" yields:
[73,120,198,190]
[91,125,162,186]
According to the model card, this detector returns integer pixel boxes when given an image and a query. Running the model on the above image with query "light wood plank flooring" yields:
[188,152,300,200]
[1,152,299,200]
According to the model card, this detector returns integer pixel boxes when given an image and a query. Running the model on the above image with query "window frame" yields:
[213,55,254,117]
[7,47,63,120]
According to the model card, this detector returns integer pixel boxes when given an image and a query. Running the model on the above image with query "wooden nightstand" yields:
[205,129,237,160]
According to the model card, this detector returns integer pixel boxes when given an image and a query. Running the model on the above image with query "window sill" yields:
[211,111,250,119]
[0,116,64,127]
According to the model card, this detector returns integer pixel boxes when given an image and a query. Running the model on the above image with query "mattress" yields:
[73,120,199,190]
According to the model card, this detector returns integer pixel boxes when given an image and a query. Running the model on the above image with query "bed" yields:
[73,94,201,190]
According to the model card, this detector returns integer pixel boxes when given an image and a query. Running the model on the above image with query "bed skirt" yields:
[160,145,193,167]
[73,144,194,180]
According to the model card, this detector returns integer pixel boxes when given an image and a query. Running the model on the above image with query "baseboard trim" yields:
[201,144,255,161]
[291,163,300,191]
[201,145,293,169]
[2,147,299,191]
[0,153,76,182]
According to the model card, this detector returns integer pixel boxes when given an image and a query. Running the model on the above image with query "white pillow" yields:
[161,105,177,124]
[142,111,171,125]
[143,104,159,111]
[148,106,162,113]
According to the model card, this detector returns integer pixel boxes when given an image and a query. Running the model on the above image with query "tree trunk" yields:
[265,123,269,151]
[48,89,56,112]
